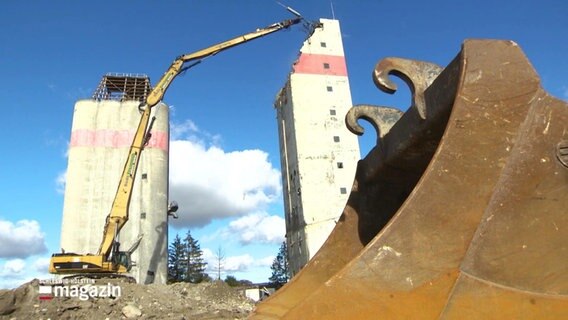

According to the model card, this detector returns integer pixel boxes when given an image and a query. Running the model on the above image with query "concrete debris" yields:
[0,279,255,320]
[122,304,142,318]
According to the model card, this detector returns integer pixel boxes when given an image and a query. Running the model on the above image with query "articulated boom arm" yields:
[146,18,301,108]
[50,14,305,276]
[94,17,302,269]
[97,104,153,258]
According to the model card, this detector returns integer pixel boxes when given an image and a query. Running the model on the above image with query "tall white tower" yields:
[275,19,360,275]
[60,74,169,284]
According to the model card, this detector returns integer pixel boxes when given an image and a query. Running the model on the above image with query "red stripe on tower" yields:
[70,129,169,152]
[292,53,347,76]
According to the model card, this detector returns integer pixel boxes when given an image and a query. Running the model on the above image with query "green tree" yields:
[224,275,239,287]
[238,279,253,287]
[183,230,208,283]
[167,234,186,283]
[224,275,253,287]
[269,241,290,289]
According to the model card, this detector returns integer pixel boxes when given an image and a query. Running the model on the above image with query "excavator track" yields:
[251,39,568,319]
[61,273,136,284]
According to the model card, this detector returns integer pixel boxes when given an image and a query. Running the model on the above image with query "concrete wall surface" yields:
[60,99,169,284]
[275,19,360,275]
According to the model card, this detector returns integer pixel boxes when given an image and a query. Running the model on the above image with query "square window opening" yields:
[333,136,340,142]
[326,86,333,92]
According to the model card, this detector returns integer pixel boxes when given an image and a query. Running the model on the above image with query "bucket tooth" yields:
[251,39,568,319]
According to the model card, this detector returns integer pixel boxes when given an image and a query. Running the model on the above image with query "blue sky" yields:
[0,0,566,288]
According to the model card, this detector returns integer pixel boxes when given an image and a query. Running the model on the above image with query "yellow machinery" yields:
[251,40,568,319]
[49,16,304,277]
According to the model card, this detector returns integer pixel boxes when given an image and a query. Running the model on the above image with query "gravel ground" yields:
[0,279,255,320]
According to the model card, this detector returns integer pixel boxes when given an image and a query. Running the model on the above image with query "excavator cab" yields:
[114,251,132,272]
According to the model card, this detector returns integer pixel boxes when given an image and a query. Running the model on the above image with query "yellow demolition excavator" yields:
[49,13,307,277]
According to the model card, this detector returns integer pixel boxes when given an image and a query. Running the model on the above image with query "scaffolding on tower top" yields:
[92,73,152,102]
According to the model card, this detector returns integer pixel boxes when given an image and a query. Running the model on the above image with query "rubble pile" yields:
[0,279,255,319]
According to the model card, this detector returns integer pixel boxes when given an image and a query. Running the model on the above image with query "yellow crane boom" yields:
[146,18,301,108]
[49,16,303,277]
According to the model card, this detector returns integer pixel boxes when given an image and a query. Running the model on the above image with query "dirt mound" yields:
[0,279,255,319]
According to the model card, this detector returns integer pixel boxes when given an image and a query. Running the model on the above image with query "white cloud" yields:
[202,248,215,260]
[256,256,275,268]
[0,259,28,289]
[224,254,255,272]
[201,249,274,276]
[33,257,51,273]
[0,259,25,277]
[224,212,285,245]
[0,219,47,259]
[170,119,199,140]
[56,170,66,194]
[202,248,223,276]
[169,138,282,227]
[0,257,52,289]
[170,120,222,146]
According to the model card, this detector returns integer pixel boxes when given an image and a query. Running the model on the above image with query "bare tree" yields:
[214,246,225,280]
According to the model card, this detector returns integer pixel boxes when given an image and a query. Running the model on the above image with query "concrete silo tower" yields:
[59,73,169,284]
[275,19,360,275]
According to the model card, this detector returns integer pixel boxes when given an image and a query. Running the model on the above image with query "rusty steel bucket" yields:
[251,39,568,319]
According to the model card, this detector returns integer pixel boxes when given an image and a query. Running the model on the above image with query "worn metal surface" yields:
[251,39,568,319]
[374,58,443,120]
[557,140,568,168]
[345,104,403,140]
